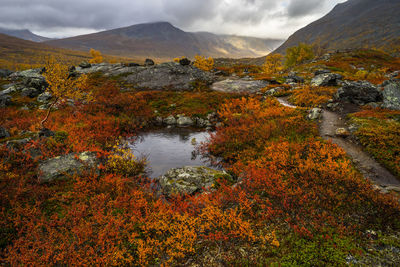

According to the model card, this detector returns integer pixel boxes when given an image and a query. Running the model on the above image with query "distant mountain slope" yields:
[0,28,50,42]
[0,34,130,70]
[275,0,400,54]
[46,22,283,60]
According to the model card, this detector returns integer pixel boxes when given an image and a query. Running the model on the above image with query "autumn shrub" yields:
[289,85,338,107]
[285,43,315,67]
[263,53,284,76]
[89,48,104,64]
[349,108,400,178]
[193,55,214,71]
[106,141,146,176]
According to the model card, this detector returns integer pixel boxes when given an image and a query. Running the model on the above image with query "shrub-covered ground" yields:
[1,50,400,265]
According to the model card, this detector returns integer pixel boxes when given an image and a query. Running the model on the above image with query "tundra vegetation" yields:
[1,44,400,266]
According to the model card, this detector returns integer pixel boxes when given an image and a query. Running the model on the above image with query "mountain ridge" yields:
[45,22,283,60]
[0,28,50,42]
[274,0,400,54]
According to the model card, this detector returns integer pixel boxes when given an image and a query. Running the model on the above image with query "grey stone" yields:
[382,80,400,110]
[311,73,343,87]
[9,68,43,80]
[0,127,10,139]
[0,94,11,107]
[212,79,268,94]
[285,73,304,84]
[164,115,177,125]
[144,59,155,66]
[157,166,231,197]
[195,117,208,128]
[0,69,12,78]
[307,108,322,120]
[21,87,40,98]
[336,81,382,104]
[176,115,194,127]
[38,151,99,183]
[335,128,350,138]
[314,69,331,76]
[39,128,55,138]
[79,61,92,68]
[179,58,191,66]
[37,92,52,103]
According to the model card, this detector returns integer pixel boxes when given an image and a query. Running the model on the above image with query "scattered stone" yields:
[381,79,400,110]
[79,61,92,68]
[0,94,11,107]
[307,108,322,120]
[164,115,177,125]
[126,62,140,67]
[21,87,40,98]
[211,79,268,94]
[37,92,52,103]
[179,58,191,66]
[39,128,55,138]
[311,73,343,87]
[0,127,10,139]
[285,72,304,84]
[314,69,331,76]
[336,80,382,105]
[195,117,209,128]
[157,166,231,197]
[335,128,350,138]
[144,59,155,66]
[38,151,99,183]
[176,115,194,127]
[0,69,12,78]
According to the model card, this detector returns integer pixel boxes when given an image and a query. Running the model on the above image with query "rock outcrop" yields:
[157,166,231,197]
[382,79,400,110]
[38,151,99,183]
[311,73,343,87]
[211,79,269,93]
[335,81,382,105]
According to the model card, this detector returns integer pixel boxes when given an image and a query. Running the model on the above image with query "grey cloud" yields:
[0,0,345,38]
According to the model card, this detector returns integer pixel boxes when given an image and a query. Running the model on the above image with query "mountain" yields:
[0,28,51,42]
[45,22,283,60]
[274,0,400,54]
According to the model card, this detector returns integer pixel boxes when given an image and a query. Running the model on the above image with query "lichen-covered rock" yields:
[37,92,52,103]
[0,94,11,107]
[307,108,322,120]
[0,127,10,139]
[79,61,91,68]
[164,115,177,125]
[382,79,400,110]
[157,166,231,197]
[9,68,44,80]
[336,80,382,105]
[0,69,12,78]
[21,87,41,98]
[176,115,194,127]
[335,128,350,138]
[38,151,99,183]
[211,79,269,93]
[311,73,342,87]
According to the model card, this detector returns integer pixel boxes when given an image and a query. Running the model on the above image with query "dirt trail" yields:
[276,97,400,188]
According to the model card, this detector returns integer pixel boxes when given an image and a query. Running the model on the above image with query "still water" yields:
[128,128,215,178]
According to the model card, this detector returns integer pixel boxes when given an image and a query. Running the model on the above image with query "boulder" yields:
[176,115,194,127]
[314,69,331,76]
[9,68,43,80]
[336,81,382,105]
[381,79,400,110]
[157,166,231,197]
[37,92,52,103]
[144,59,155,66]
[21,87,40,98]
[211,79,268,94]
[311,73,343,87]
[163,115,177,125]
[335,128,350,138]
[0,94,11,107]
[285,73,304,84]
[0,127,10,139]
[38,151,99,183]
[125,62,216,91]
[179,58,191,66]
[0,69,12,78]
[22,77,47,91]
[307,108,322,120]
[79,61,92,68]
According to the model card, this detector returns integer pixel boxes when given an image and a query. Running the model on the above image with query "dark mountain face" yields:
[0,28,50,42]
[274,0,400,54]
[45,22,283,60]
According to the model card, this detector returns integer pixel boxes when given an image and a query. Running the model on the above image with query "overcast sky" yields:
[0,0,346,39]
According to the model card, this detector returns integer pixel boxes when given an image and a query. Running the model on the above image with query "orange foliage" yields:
[289,86,338,107]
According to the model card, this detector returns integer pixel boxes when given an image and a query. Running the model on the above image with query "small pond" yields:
[127,128,217,178]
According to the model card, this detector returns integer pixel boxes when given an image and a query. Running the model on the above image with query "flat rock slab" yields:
[211,79,269,94]
[157,166,231,197]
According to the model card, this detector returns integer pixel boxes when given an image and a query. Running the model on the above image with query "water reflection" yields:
[128,128,217,178]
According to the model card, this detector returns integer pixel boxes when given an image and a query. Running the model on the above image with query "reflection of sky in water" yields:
[128,128,213,178]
